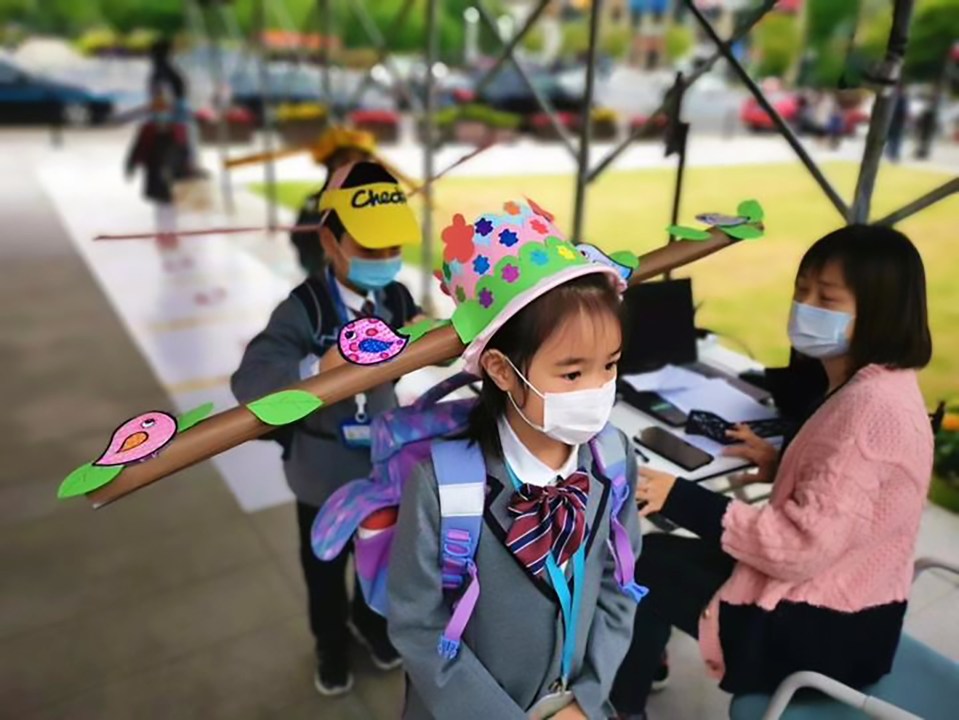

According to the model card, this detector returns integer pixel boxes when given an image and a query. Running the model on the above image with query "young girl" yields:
[613,224,934,717]
[387,200,643,719]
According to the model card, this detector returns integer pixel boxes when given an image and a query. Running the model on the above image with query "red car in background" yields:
[741,91,868,136]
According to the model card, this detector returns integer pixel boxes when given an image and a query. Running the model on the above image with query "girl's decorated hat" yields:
[439,198,626,373]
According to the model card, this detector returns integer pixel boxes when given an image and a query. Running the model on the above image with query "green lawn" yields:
[253,161,958,405]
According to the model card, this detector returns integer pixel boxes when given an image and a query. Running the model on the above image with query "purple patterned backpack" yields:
[311,372,647,661]
[311,373,477,612]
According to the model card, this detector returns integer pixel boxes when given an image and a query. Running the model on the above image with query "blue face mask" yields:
[346,255,402,291]
[788,301,853,359]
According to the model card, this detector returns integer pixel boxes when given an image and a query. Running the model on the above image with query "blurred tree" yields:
[560,19,589,57]
[0,0,34,26]
[101,0,184,35]
[520,26,546,55]
[601,26,630,60]
[221,0,494,65]
[803,0,859,87]
[22,0,100,34]
[753,11,801,78]
[904,0,959,81]
[664,23,694,64]
[805,0,859,48]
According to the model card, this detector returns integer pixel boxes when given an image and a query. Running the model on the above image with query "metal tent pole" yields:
[850,0,915,223]
[572,0,604,244]
[875,177,959,226]
[254,0,278,231]
[684,0,848,220]
[207,1,235,213]
[421,0,440,315]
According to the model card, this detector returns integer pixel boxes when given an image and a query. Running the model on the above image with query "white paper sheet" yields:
[622,364,709,393]
[661,378,776,422]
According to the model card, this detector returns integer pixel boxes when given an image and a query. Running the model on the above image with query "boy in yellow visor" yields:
[233,160,422,696]
[291,127,377,274]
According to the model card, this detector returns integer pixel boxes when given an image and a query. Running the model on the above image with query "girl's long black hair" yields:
[464,272,624,459]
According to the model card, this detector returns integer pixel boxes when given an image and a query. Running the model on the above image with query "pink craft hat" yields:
[437,198,627,374]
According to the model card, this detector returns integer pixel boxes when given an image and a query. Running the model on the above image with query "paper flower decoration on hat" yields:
[440,198,625,372]
[338,317,409,365]
[668,199,765,241]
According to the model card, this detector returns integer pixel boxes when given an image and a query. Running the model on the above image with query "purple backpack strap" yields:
[412,372,480,411]
[589,425,649,604]
[430,439,486,660]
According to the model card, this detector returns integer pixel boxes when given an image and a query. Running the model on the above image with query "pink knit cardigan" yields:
[698,365,934,678]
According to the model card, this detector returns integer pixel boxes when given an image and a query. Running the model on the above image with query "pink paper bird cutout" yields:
[338,317,409,366]
[94,411,178,466]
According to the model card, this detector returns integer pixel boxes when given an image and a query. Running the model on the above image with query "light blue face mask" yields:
[347,255,402,291]
[788,301,853,359]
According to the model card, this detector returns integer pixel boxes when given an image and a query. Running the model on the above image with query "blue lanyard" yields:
[505,463,585,688]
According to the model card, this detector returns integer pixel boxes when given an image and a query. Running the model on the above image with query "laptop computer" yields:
[619,278,772,403]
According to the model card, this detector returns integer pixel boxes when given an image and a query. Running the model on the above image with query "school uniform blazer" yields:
[230,281,416,508]
[387,431,642,720]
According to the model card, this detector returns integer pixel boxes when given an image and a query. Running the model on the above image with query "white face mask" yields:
[503,357,616,445]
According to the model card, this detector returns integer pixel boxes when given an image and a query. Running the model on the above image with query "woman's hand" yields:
[722,424,778,483]
[635,467,678,517]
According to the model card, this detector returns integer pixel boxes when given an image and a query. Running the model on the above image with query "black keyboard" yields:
[685,410,794,445]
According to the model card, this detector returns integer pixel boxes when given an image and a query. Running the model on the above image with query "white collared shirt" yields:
[497,416,579,488]
[334,278,374,318]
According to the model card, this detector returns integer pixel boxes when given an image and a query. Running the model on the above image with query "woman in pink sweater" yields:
[611,225,934,719]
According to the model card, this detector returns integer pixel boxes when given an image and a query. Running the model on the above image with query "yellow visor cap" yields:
[318,182,420,249]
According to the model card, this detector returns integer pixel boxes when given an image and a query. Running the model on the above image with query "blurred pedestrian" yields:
[886,83,909,162]
[125,90,191,250]
[914,87,939,160]
[149,38,202,176]
[826,93,844,150]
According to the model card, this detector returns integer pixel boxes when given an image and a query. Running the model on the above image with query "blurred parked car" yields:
[230,65,394,126]
[475,64,585,119]
[740,91,867,136]
[0,57,113,125]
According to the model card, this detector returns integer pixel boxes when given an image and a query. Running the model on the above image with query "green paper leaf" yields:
[722,224,765,241]
[609,250,639,269]
[667,225,711,241]
[247,390,325,426]
[58,462,123,500]
[177,402,214,432]
[737,199,764,223]
[397,318,450,345]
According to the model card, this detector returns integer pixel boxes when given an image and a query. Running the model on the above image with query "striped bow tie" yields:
[505,472,590,579]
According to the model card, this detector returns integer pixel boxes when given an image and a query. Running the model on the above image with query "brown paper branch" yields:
[87,230,737,508]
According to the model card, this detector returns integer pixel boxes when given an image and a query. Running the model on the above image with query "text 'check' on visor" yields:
[318,182,420,250]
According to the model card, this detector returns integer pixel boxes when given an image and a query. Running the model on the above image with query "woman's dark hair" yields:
[465,272,624,458]
[798,224,931,371]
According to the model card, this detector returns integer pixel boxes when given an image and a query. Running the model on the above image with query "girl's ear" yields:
[480,350,514,393]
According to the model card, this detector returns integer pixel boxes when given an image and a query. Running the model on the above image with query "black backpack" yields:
[265,273,414,458]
